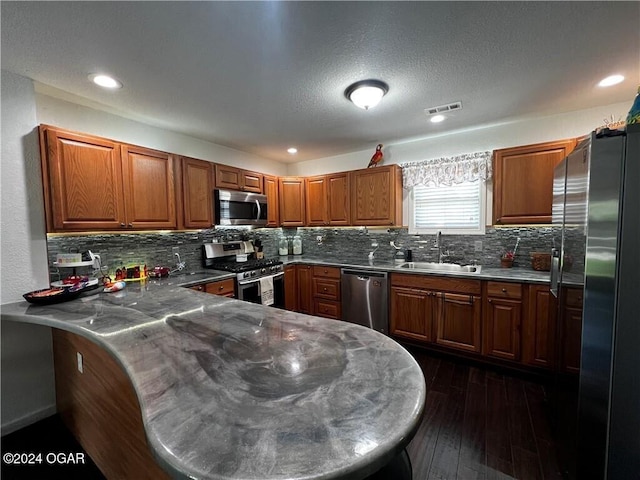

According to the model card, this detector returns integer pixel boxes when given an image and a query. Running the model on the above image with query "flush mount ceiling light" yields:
[89,73,123,89]
[598,74,624,87]
[430,114,446,123]
[287,147,298,154]
[345,80,389,110]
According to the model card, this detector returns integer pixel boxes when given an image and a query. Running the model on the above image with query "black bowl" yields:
[23,288,83,305]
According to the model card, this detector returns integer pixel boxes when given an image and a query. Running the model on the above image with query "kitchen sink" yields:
[397,262,482,274]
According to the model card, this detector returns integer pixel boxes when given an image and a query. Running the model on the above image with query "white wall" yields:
[287,102,630,176]
[1,70,56,434]
[35,89,287,176]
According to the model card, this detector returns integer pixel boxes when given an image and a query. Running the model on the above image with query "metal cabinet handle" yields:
[502,288,507,292]
[128,223,133,228]
[323,287,328,291]
[120,223,126,227]
[488,299,493,303]
[219,286,224,290]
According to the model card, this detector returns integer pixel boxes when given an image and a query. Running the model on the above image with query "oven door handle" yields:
[237,272,283,286]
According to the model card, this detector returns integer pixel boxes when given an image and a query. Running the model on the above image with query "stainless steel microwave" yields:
[214,189,268,226]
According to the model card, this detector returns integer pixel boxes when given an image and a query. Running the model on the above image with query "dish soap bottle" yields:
[293,235,303,255]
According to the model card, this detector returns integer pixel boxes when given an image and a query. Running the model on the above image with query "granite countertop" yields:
[277,255,557,284]
[1,281,426,480]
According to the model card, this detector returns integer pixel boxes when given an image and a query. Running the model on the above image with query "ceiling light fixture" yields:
[430,115,446,123]
[598,74,624,87]
[345,80,389,110]
[89,74,123,89]
[287,147,298,154]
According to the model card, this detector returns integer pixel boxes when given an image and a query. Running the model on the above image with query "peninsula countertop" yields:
[1,281,426,480]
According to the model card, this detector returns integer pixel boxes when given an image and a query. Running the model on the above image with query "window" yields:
[409,180,485,235]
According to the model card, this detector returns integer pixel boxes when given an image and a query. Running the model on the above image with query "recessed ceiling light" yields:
[345,80,389,110]
[287,147,298,154]
[89,74,123,89]
[598,75,624,87]
[430,115,446,123]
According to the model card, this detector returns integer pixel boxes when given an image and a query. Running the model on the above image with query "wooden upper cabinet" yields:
[180,157,214,229]
[493,139,576,224]
[214,164,263,193]
[327,172,350,225]
[279,177,306,226]
[351,165,403,226]
[121,145,177,229]
[306,176,329,226]
[263,175,279,227]
[41,126,126,231]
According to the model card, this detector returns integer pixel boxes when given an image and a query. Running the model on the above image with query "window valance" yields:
[401,151,493,189]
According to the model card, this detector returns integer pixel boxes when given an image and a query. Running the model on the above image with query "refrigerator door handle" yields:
[550,248,560,298]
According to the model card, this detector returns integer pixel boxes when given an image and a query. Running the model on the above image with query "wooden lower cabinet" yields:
[435,293,481,353]
[390,286,436,343]
[296,265,313,314]
[284,265,298,311]
[523,284,555,368]
[311,266,341,319]
[189,278,235,298]
[53,330,170,479]
[483,297,522,361]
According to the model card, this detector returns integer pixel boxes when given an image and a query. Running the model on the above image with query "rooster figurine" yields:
[367,144,384,168]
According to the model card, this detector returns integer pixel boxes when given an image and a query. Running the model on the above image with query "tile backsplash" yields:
[47,225,580,281]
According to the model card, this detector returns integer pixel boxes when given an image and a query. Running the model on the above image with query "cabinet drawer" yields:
[314,299,341,320]
[189,284,206,292]
[313,266,341,279]
[205,278,236,297]
[487,281,522,299]
[565,288,583,308]
[313,278,341,301]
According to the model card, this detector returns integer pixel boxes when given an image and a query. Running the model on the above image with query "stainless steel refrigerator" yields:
[551,124,639,479]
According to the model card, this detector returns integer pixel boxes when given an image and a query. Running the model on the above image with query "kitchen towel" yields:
[259,276,274,306]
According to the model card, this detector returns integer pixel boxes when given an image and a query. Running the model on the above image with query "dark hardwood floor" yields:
[1,348,561,480]
[405,346,563,480]
[1,414,105,480]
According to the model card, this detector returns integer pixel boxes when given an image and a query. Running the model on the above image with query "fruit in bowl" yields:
[62,275,89,285]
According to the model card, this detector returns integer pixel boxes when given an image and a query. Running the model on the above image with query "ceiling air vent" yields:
[424,101,462,116]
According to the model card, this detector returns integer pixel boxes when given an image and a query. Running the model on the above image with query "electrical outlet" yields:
[77,352,83,373]
[474,240,483,252]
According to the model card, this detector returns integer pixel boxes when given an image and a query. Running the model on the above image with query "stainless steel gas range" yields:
[202,242,284,307]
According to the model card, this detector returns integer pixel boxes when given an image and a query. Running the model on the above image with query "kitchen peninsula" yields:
[1,280,426,480]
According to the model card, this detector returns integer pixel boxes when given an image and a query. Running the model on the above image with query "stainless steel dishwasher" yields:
[341,269,388,335]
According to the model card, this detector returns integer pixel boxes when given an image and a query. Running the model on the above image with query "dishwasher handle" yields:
[341,269,388,280]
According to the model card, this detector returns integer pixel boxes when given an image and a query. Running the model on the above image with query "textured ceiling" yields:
[2,2,638,163]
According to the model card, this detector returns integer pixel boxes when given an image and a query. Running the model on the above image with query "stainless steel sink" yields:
[397,262,482,273]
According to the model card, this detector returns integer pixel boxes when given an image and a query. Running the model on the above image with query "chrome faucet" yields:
[368,241,379,260]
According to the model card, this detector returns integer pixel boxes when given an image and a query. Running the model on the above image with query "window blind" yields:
[413,182,481,230]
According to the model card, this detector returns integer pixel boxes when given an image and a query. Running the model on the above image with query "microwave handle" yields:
[255,199,262,221]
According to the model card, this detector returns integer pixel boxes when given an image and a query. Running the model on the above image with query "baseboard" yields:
[1,403,57,436]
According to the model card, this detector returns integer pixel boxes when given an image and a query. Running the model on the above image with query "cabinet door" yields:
[284,265,298,311]
[327,172,350,226]
[351,165,402,226]
[296,265,313,314]
[279,177,306,226]
[263,175,280,227]
[561,306,582,374]
[181,157,213,229]
[390,286,435,343]
[121,145,176,229]
[241,170,263,193]
[483,297,522,361]
[214,164,242,190]
[493,139,576,224]
[305,176,329,226]
[435,293,481,353]
[523,285,556,369]
[43,127,125,231]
